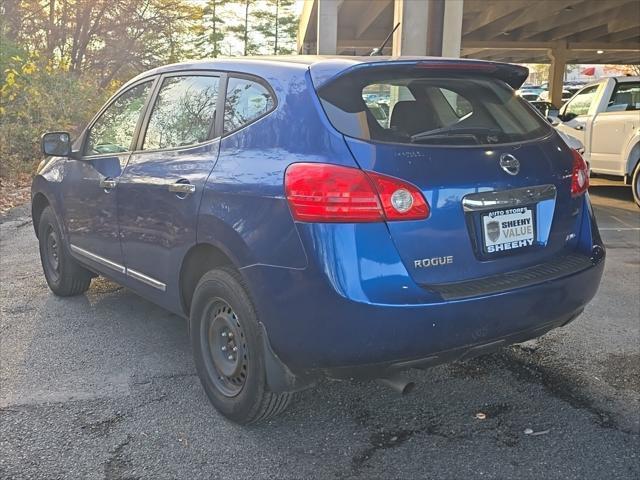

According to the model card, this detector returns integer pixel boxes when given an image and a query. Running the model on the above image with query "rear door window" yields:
[142,75,220,150]
[607,82,640,112]
[223,77,275,134]
[321,73,551,146]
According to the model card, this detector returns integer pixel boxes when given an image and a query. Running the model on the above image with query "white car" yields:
[555,76,640,206]
[537,89,572,103]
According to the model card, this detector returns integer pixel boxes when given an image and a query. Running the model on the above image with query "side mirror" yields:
[547,116,560,126]
[41,131,72,157]
[557,111,577,123]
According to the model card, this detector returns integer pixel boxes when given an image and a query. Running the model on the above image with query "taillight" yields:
[285,163,430,223]
[571,149,589,197]
[365,170,430,221]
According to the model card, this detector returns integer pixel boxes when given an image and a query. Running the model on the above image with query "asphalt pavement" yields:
[1,185,638,480]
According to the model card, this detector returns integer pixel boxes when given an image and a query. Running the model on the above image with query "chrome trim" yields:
[70,244,126,274]
[168,183,196,194]
[100,178,117,190]
[126,268,166,291]
[70,244,166,291]
[462,184,557,212]
[499,153,520,176]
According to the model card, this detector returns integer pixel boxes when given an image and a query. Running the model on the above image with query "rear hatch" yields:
[313,59,581,286]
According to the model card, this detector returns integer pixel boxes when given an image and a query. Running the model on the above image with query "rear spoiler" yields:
[311,58,529,91]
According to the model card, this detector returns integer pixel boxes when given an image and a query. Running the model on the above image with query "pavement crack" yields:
[16,219,33,229]
[345,399,467,478]
[496,348,638,435]
[82,412,125,436]
[350,429,416,473]
[135,393,168,409]
[104,434,139,480]
[131,372,196,385]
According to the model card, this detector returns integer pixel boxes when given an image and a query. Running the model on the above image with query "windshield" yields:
[318,73,551,146]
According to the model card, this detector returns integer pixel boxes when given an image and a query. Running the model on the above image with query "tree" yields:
[7,0,200,84]
[629,64,640,76]
[227,0,258,56]
[527,64,550,85]
[254,0,298,55]
[194,0,231,58]
[0,0,202,176]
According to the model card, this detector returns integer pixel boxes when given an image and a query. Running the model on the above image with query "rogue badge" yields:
[414,256,454,268]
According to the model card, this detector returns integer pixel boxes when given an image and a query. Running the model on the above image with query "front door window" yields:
[85,81,153,156]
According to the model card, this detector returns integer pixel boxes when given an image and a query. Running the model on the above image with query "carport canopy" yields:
[298,0,640,106]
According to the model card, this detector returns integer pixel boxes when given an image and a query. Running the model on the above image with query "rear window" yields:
[318,73,551,146]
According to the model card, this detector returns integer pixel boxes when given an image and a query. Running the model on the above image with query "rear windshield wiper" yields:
[410,126,503,143]
[409,133,481,145]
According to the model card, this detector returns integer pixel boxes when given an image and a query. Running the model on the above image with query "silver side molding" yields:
[126,268,166,291]
[70,244,126,274]
[69,244,166,291]
[462,184,557,213]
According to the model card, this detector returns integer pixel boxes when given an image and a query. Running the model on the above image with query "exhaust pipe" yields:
[376,375,415,395]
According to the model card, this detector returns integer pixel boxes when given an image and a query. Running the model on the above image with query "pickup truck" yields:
[554,76,640,206]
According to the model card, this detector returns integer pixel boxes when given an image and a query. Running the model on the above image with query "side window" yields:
[143,75,220,150]
[223,78,275,134]
[563,85,598,117]
[85,81,152,156]
[607,82,640,112]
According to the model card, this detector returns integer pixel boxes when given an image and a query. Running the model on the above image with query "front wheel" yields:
[37,206,92,296]
[632,161,640,208]
[190,268,292,424]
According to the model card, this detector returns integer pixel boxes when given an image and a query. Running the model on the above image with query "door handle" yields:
[168,181,196,195]
[100,178,117,190]
[573,125,584,131]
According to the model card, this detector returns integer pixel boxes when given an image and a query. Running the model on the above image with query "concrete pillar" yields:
[392,0,429,56]
[426,0,445,56]
[442,0,464,57]
[317,0,338,55]
[548,43,567,108]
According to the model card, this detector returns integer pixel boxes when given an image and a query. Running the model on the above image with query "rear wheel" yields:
[632,161,640,208]
[190,268,292,424]
[37,206,92,296]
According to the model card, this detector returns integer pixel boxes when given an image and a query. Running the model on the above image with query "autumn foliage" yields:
[0,0,298,180]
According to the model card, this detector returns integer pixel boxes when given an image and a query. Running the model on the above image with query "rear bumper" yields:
[241,194,605,385]
[244,253,603,374]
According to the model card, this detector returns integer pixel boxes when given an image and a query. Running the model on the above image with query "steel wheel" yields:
[37,206,92,296]
[633,162,640,207]
[201,299,249,397]
[190,268,293,423]
[45,225,61,280]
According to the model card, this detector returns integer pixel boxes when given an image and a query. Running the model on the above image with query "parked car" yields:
[554,76,640,205]
[529,101,560,120]
[537,89,573,103]
[33,57,605,424]
[518,92,540,102]
[565,81,586,94]
[517,86,544,99]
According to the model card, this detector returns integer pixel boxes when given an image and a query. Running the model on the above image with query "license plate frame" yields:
[481,206,536,255]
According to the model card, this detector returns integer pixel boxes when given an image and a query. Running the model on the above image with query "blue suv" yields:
[33,57,605,423]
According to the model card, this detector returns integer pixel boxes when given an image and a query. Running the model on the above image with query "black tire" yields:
[190,267,292,424]
[37,206,92,296]
[632,161,640,208]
